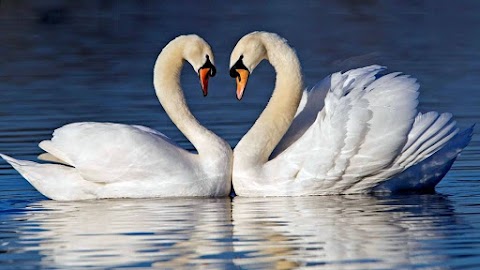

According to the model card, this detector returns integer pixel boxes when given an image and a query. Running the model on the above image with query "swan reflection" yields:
[16,195,461,269]
[232,195,458,269]
[19,198,232,269]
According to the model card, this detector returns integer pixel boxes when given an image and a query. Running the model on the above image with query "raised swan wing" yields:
[265,65,435,193]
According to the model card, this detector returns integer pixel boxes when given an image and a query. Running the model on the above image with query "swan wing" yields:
[372,125,473,193]
[131,124,181,147]
[266,65,421,192]
[349,112,472,192]
[38,122,196,184]
[271,75,330,158]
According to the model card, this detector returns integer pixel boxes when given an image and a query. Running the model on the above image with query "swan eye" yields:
[229,56,248,78]
[230,69,239,78]
[199,55,216,77]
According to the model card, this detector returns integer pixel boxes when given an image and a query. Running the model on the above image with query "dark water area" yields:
[0,1,479,269]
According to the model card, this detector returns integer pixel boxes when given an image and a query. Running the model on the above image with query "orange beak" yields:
[199,68,211,96]
[235,69,250,100]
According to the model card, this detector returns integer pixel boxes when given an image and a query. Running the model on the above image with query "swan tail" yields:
[373,125,474,193]
[0,154,98,201]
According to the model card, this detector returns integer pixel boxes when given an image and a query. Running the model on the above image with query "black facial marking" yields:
[229,55,248,78]
[199,55,216,77]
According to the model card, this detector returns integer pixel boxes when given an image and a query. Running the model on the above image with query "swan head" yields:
[181,35,217,96]
[229,32,269,100]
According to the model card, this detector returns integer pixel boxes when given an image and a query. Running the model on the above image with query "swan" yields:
[229,31,473,196]
[1,35,232,200]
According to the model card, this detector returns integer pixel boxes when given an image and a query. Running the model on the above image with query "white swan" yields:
[1,35,232,200]
[229,31,473,196]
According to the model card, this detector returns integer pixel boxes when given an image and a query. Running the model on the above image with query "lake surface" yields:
[0,1,479,269]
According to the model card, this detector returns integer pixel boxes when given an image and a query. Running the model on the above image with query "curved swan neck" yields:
[153,38,227,156]
[236,34,303,165]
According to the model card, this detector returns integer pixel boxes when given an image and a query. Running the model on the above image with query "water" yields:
[3,196,480,269]
[0,1,479,269]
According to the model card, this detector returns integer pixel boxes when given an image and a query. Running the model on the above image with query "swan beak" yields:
[199,68,211,96]
[235,69,250,100]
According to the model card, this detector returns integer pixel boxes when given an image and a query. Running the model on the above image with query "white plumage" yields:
[1,35,232,200]
[230,32,472,196]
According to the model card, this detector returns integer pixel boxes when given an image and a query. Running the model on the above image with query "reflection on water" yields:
[15,198,233,269]
[232,196,462,269]
[3,195,479,269]
[0,0,479,269]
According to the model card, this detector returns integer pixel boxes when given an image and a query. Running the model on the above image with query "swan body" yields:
[1,35,232,200]
[229,31,473,196]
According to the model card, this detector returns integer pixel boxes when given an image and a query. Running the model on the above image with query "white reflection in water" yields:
[232,195,457,269]
[15,195,461,269]
[18,198,233,269]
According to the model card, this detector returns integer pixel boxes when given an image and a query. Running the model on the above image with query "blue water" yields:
[0,1,479,269]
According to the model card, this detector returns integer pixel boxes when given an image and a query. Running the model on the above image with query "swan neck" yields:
[236,37,303,165]
[153,40,228,156]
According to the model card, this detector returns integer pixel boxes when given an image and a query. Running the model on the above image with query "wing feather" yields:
[38,122,194,184]
[348,113,465,193]
[267,66,423,193]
